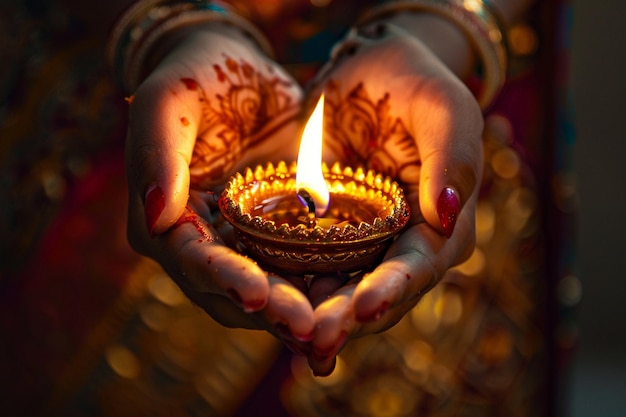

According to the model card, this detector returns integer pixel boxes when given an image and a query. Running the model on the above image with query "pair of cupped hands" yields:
[125,21,484,376]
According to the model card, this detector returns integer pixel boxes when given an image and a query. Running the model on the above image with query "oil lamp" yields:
[218,95,410,275]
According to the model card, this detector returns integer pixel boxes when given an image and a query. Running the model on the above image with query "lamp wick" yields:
[297,189,318,228]
[297,189,317,215]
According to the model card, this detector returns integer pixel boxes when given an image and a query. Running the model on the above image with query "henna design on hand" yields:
[324,80,421,185]
[185,55,300,187]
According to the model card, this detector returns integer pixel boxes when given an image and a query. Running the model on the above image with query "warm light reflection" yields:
[296,94,330,217]
[464,0,482,13]
[105,344,140,379]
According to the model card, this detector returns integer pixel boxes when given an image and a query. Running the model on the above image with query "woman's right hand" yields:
[124,23,315,345]
[303,21,485,375]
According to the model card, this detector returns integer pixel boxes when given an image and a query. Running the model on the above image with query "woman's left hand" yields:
[304,22,485,376]
[124,24,316,345]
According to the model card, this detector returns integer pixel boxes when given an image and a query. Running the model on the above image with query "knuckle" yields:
[126,142,160,181]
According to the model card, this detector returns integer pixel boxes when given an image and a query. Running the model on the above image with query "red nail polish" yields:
[274,322,313,345]
[356,300,389,323]
[437,187,459,238]
[293,329,314,343]
[243,298,266,313]
[313,330,347,362]
[145,185,165,237]
[274,324,312,356]
[226,288,265,312]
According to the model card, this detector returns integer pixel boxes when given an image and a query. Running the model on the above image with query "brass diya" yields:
[218,161,410,275]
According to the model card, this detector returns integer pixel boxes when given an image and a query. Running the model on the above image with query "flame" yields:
[296,94,330,217]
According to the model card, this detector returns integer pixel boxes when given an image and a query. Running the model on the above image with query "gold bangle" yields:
[107,0,273,93]
[357,0,508,111]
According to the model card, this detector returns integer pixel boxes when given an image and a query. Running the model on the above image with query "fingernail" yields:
[274,324,307,355]
[293,329,314,343]
[145,185,165,238]
[227,288,266,312]
[437,187,459,238]
[356,300,389,323]
[274,321,313,344]
[242,298,266,313]
[313,330,347,363]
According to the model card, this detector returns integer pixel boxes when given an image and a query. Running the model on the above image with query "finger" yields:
[278,274,310,296]
[352,204,476,322]
[176,270,316,349]
[351,250,435,324]
[126,74,204,236]
[308,355,337,378]
[309,285,355,376]
[411,78,484,238]
[307,273,353,308]
[263,275,316,343]
[141,206,271,312]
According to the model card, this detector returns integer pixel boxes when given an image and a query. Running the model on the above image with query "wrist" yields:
[357,0,508,111]
[107,0,273,93]
[382,13,475,78]
[142,20,261,81]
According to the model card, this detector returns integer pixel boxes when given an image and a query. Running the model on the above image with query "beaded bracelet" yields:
[107,0,273,93]
[357,0,508,111]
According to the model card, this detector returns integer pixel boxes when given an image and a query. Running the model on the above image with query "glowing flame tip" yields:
[296,94,329,217]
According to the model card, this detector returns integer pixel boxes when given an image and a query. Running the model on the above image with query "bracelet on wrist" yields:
[357,0,508,111]
[107,0,273,93]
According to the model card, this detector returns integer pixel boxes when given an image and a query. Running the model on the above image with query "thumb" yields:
[126,74,203,236]
[413,84,483,238]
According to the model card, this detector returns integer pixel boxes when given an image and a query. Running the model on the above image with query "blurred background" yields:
[569,0,626,416]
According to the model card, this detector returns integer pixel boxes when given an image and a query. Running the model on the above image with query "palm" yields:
[126,26,314,343]
[304,23,484,375]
